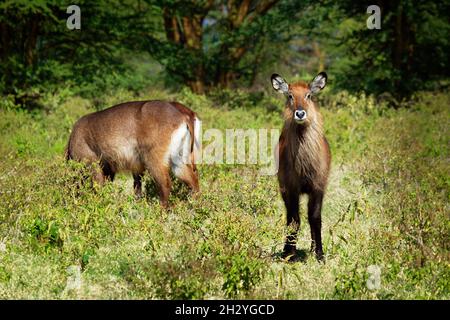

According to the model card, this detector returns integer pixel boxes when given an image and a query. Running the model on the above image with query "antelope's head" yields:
[271,72,327,126]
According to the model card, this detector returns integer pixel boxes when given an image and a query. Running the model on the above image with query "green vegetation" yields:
[1,1,449,100]
[0,0,448,300]
[0,87,448,299]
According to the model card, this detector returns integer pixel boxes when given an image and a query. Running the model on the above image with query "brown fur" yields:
[170,101,198,172]
[277,82,331,261]
[66,100,199,207]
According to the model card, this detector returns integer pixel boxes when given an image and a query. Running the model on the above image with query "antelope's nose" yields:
[294,109,307,122]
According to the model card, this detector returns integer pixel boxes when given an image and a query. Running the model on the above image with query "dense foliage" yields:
[1,1,448,101]
[329,0,450,96]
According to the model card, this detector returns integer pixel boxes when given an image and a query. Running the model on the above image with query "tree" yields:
[328,0,450,97]
[0,0,151,103]
[140,0,305,93]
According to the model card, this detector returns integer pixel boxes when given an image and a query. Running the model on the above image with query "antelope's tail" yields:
[187,116,201,167]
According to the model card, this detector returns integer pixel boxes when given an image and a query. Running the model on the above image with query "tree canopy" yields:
[0,0,448,104]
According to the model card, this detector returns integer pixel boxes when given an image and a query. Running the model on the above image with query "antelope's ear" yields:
[309,72,327,94]
[271,73,289,94]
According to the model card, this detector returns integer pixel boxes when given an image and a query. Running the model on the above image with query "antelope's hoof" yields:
[281,246,296,261]
[315,251,325,263]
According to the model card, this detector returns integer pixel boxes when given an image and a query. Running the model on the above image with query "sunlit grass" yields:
[0,89,448,299]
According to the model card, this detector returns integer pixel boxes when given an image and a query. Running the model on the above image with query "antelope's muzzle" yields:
[294,108,307,123]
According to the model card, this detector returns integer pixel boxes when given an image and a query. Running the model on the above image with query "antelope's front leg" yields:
[308,191,324,261]
[281,189,300,259]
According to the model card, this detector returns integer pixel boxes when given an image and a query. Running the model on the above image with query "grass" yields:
[0,87,448,299]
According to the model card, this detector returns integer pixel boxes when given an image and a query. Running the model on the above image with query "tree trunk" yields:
[182,15,205,93]
[160,1,280,93]
[24,17,40,66]
[0,22,11,61]
[393,2,403,71]
[392,1,415,93]
[163,9,206,94]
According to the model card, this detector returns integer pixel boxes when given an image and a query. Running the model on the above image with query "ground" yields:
[0,88,448,299]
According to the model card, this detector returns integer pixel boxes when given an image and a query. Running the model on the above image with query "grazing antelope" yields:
[271,72,331,261]
[66,100,200,207]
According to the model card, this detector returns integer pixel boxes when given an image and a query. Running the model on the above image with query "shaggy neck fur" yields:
[284,107,326,190]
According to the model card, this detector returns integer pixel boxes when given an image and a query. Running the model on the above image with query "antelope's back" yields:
[67,100,197,172]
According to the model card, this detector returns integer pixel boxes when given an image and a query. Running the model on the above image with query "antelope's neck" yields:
[284,120,324,175]
[285,120,323,148]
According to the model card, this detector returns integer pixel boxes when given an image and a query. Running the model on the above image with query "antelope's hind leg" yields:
[133,173,143,199]
[168,122,199,195]
[146,163,172,208]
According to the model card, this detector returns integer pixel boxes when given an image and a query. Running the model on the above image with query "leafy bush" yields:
[219,251,263,298]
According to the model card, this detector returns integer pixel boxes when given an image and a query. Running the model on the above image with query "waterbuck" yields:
[66,100,200,207]
[271,72,331,261]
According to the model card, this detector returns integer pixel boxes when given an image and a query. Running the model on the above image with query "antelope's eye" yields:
[288,93,294,102]
[305,92,311,100]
